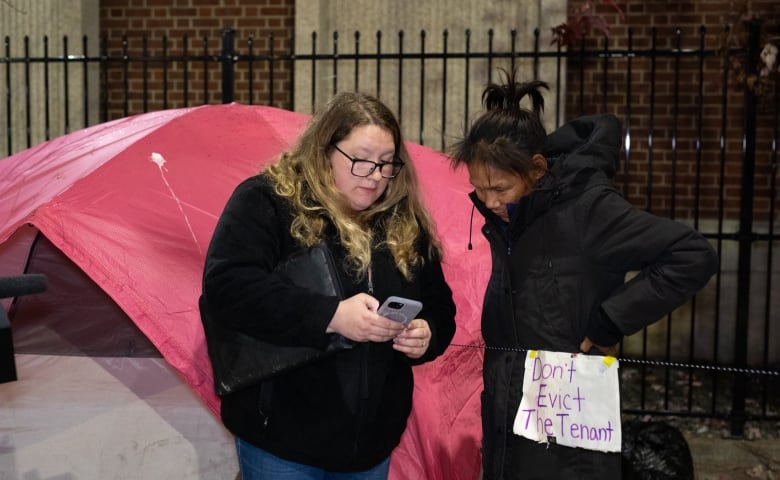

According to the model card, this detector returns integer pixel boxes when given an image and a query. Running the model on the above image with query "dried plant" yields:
[550,0,624,47]
[718,1,779,97]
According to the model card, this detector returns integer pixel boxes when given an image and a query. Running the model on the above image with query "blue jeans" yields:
[235,437,391,480]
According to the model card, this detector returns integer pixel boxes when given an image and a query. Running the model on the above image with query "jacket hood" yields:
[466,114,622,242]
[543,113,622,183]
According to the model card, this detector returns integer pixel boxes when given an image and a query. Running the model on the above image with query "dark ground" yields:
[621,365,779,479]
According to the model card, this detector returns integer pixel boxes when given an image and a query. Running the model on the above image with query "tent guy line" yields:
[151,151,203,256]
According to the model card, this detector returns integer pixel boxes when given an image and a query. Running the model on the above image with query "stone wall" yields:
[295,1,567,147]
[1,0,99,154]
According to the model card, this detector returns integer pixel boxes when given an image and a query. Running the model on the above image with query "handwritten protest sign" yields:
[512,350,621,452]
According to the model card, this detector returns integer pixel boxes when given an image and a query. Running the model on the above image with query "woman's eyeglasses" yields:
[333,145,405,179]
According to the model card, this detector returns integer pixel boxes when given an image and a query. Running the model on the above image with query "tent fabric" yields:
[4,226,160,357]
[0,103,490,480]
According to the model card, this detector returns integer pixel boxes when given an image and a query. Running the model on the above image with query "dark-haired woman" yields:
[448,70,718,479]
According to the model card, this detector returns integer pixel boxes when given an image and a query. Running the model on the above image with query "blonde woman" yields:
[200,91,456,479]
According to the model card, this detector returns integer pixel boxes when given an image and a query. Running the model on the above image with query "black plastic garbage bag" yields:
[622,419,694,480]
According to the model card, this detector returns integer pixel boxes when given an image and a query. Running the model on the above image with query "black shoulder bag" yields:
[200,244,354,396]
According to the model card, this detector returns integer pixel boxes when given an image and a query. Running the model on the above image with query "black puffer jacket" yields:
[474,114,719,479]
[200,174,456,472]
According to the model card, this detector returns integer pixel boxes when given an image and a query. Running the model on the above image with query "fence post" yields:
[729,18,761,437]
[221,29,235,104]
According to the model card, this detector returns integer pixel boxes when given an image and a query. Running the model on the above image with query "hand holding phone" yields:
[378,296,423,326]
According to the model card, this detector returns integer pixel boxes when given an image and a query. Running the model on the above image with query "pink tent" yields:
[0,103,489,479]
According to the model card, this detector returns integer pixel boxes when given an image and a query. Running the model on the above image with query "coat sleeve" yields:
[200,176,340,350]
[409,249,457,365]
[581,187,719,345]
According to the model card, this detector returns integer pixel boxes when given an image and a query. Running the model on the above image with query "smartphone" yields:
[378,296,423,326]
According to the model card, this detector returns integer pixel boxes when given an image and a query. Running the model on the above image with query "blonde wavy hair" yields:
[264,91,442,280]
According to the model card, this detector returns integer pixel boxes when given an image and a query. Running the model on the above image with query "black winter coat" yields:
[200,174,456,472]
[474,114,719,479]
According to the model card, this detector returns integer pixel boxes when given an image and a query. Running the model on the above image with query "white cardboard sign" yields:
[512,350,621,452]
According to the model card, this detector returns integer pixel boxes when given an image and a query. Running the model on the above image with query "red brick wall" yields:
[99,0,295,119]
[567,1,778,221]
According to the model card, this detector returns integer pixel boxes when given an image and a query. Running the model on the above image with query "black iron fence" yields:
[2,25,778,434]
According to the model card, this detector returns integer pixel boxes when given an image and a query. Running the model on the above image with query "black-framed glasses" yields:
[333,145,405,179]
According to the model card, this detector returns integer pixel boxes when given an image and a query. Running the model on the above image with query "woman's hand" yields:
[327,293,405,342]
[393,319,432,359]
[579,336,619,357]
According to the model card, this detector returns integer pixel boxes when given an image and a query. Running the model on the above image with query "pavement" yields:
[4,353,775,480]
[687,435,780,480]
[0,354,238,480]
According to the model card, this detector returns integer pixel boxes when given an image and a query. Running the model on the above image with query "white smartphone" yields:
[378,296,423,326]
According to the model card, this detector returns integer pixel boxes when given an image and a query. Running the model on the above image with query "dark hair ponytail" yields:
[449,68,549,180]
[483,68,548,116]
